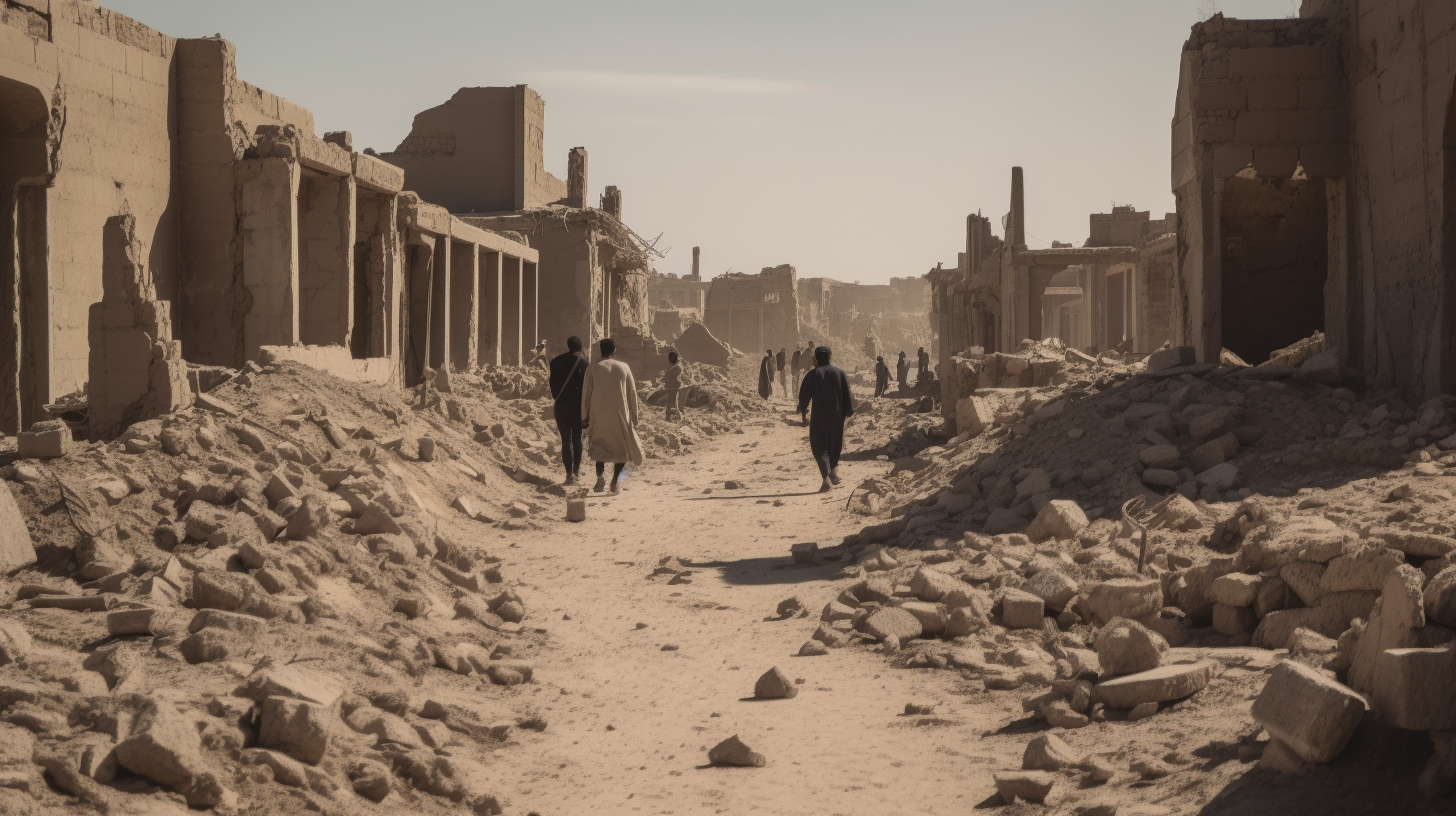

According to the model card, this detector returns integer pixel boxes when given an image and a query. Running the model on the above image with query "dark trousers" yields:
[809,421,844,478]
[596,461,626,481]
[554,408,582,475]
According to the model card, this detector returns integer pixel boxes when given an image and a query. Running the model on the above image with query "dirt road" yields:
[487,402,1011,815]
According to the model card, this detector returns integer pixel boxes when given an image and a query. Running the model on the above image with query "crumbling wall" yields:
[383,86,566,214]
[704,266,799,354]
[88,214,192,439]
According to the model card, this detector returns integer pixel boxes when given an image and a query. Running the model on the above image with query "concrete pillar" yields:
[478,250,501,367]
[523,261,539,356]
[298,172,355,347]
[691,246,700,280]
[430,237,451,371]
[1010,167,1026,250]
[602,186,622,221]
[449,241,477,372]
[405,231,434,385]
[502,255,522,365]
[237,157,300,361]
[567,147,588,209]
[351,190,394,360]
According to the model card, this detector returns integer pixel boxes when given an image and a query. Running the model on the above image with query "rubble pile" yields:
[0,356,749,814]
[798,338,1456,807]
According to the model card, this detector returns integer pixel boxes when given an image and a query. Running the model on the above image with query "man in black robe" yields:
[791,348,803,387]
[797,346,854,492]
[896,351,909,390]
[549,336,589,484]
[874,356,890,398]
[758,350,775,400]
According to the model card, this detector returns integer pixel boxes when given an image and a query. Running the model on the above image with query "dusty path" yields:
[488,399,1011,815]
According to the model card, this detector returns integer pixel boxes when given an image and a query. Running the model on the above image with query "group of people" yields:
[872,346,929,397]
[546,333,860,496]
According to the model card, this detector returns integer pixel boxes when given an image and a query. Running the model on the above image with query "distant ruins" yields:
[928,0,1456,431]
[0,2,664,439]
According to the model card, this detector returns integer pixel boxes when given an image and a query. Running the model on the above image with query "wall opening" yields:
[0,77,51,433]
[1220,175,1327,365]
[297,170,350,347]
[449,240,474,372]
[352,189,391,360]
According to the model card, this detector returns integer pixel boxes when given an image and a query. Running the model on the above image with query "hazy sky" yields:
[112,0,1298,284]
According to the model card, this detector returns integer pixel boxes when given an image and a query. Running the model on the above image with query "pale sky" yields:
[112,0,1299,284]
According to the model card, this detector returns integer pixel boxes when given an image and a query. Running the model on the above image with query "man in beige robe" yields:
[582,337,645,494]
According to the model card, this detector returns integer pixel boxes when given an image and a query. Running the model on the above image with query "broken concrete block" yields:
[1022,734,1080,771]
[0,484,37,575]
[260,696,331,764]
[1348,564,1425,694]
[1189,406,1238,441]
[1254,590,1379,648]
[0,620,33,667]
[1022,569,1079,611]
[1280,561,1327,606]
[1026,499,1088,543]
[1195,462,1238,491]
[791,542,823,565]
[236,664,344,707]
[1209,572,1261,607]
[1083,577,1163,625]
[17,420,71,459]
[1094,618,1168,677]
[566,498,586,523]
[1425,566,1456,629]
[1139,444,1181,469]
[1373,641,1456,729]
[106,608,158,637]
[115,697,205,791]
[1295,347,1343,383]
[1093,660,1218,708]
[1001,588,1045,629]
[1252,660,1366,764]
[859,607,922,642]
[1145,345,1195,373]
[956,396,995,437]
[1322,547,1406,594]
[994,771,1055,804]
[708,735,765,767]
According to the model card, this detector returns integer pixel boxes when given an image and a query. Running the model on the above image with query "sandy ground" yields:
[487,397,1009,815]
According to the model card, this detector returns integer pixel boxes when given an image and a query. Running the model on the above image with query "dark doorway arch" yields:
[0,75,51,433]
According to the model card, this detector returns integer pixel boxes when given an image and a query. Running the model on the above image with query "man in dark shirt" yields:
[797,346,854,493]
[549,336,589,484]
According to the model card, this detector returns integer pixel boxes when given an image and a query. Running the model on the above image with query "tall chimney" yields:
[691,246,701,280]
[566,147,588,209]
[601,185,622,220]
[1010,166,1026,250]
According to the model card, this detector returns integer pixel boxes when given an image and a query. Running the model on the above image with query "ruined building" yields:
[0,2,561,438]
[929,170,1178,434]
[1170,0,1456,397]
[703,265,801,354]
[384,87,666,378]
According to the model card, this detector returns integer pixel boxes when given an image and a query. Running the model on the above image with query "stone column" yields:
[237,157,301,360]
[567,147,588,209]
[502,255,522,365]
[478,251,502,367]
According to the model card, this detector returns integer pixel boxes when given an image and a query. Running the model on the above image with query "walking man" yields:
[582,338,645,494]
[776,347,788,395]
[874,355,890,398]
[758,349,775,400]
[797,346,854,493]
[917,346,930,383]
[663,351,684,421]
[791,348,803,388]
[896,351,909,391]
[548,337,589,484]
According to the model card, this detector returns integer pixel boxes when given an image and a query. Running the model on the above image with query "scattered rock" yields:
[753,667,798,699]
[708,735,766,767]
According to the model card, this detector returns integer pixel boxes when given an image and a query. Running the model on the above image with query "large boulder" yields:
[1093,660,1218,708]
[1022,569,1079,612]
[1094,618,1169,677]
[1347,564,1424,694]
[259,696,331,764]
[1253,661,1366,764]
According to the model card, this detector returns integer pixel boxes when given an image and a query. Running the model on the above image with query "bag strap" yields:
[551,356,586,404]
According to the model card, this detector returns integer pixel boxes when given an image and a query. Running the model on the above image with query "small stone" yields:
[1000,588,1045,629]
[708,735,765,767]
[179,631,231,664]
[753,667,798,699]
[1040,698,1090,729]
[904,701,938,715]
[797,640,828,656]
[1128,701,1158,721]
